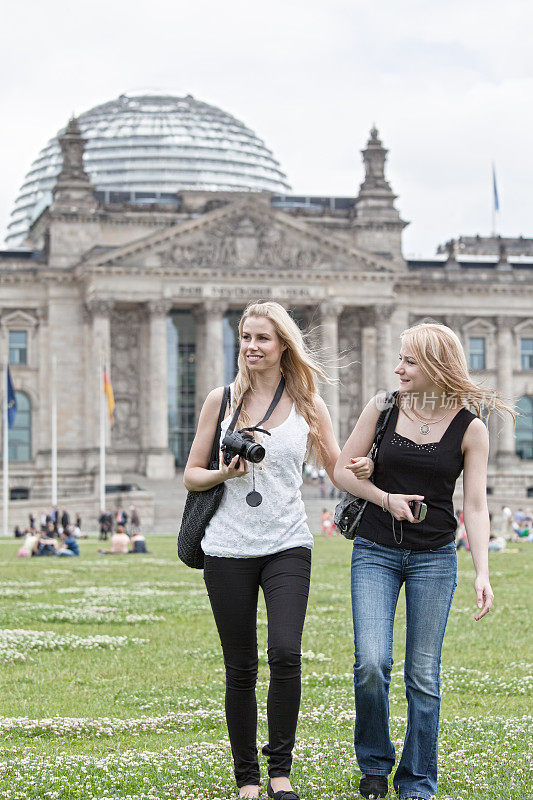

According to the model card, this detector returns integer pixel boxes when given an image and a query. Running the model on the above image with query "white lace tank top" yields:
[201,393,313,558]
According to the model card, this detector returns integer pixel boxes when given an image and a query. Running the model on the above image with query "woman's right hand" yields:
[220,454,249,480]
[387,493,425,523]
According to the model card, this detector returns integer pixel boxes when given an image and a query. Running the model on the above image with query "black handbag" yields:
[334,391,398,540]
[177,386,230,569]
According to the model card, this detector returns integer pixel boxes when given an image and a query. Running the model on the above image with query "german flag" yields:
[103,366,115,425]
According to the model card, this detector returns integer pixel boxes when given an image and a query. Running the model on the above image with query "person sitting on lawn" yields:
[36,531,59,556]
[488,534,506,552]
[58,527,80,556]
[98,525,130,555]
[17,530,40,557]
[110,525,130,554]
[129,530,148,553]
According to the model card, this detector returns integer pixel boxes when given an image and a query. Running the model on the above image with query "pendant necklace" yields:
[410,407,451,436]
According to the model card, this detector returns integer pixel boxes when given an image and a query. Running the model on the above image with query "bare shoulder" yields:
[205,385,225,406]
[312,393,329,418]
[360,394,384,425]
[462,416,489,451]
[201,386,227,420]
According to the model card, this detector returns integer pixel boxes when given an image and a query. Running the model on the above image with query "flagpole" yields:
[3,364,9,538]
[51,355,57,507]
[492,162,499,237]
[99,356,106,516]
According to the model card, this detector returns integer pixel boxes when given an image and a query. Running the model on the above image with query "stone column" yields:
[86,299,114,458]
[496,316,517,466]
[36,307,50,455]
[146,300,175,479]
[192,305,207,419]
[361,321,377,404]
[204,299,227,392]
[375,304,394,393]
[320,300,343,439]
[446,314,466,346]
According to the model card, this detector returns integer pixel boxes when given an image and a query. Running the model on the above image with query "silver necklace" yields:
[410,407,451,436]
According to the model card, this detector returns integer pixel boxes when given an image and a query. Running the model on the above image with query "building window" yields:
[8,391,31,462]
[167,312,196,468]
[469,337,486,370]
[10,487,29,500]
[521,338,533,370]
[516,396,533,460]
[9,330,27,365]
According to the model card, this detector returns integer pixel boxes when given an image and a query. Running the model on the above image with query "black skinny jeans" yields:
[203,546,311,788]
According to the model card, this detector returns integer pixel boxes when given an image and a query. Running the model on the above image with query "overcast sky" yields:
[1,0,531,256]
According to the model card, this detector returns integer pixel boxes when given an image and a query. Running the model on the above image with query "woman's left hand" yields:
[474,575,494,621]
[345,457,374,479]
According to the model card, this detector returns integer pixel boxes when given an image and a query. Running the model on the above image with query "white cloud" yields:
[1,0,531,254]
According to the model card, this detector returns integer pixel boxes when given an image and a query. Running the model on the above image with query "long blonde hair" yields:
[232,301,329,463]
[401,322,515,418]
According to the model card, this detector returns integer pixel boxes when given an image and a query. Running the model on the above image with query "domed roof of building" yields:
[6,92,291,246]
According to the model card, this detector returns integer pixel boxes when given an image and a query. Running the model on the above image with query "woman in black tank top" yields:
[334,322,514,800]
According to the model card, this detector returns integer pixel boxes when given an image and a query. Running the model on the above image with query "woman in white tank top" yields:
[184,301,373,800]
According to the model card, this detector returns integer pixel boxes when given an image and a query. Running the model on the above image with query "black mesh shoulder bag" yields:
[177,386,230,569]
[334,391,398,540]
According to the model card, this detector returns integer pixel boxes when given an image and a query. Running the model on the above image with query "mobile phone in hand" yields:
[409,500,427,521]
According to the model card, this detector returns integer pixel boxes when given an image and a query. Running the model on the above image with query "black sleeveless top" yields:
[357,404,477,550]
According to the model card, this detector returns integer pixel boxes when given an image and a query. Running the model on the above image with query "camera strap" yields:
[227,376,286,435]
[227,376,286,509]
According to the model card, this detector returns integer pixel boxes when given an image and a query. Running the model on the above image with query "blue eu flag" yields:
[7,367,17,429]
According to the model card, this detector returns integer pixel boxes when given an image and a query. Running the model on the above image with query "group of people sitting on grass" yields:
[17,527,80,558]
[15,505,87,558]
[14,502,147,557]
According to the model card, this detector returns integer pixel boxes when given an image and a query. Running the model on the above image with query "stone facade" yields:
[2,121,532,505]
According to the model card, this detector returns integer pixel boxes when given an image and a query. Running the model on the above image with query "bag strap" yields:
[208,386,230,470]
[369,390,398,460]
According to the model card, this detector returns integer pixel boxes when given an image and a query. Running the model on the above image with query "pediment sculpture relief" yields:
[161,214,350,271]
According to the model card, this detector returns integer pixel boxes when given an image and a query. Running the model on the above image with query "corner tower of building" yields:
[52,117,97,212]
[352,127,408,263]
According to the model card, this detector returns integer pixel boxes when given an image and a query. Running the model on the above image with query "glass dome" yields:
[6,92,291,246]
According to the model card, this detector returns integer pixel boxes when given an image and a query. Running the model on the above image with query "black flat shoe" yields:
[359,774,388,798]
[266,779,300,800]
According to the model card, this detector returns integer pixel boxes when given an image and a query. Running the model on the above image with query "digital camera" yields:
[221,429,266,466]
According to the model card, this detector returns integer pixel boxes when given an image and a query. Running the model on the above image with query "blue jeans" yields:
[351,537,457,800]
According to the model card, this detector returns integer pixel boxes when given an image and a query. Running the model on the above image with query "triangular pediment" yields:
[85,196,395,273]
[1,309,39,328]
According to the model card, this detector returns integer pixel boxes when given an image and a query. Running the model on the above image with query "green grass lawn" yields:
[0,535,531,800]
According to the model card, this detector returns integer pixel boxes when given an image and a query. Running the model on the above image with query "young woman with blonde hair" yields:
[184,301,372,800]
[334,321,512,800]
